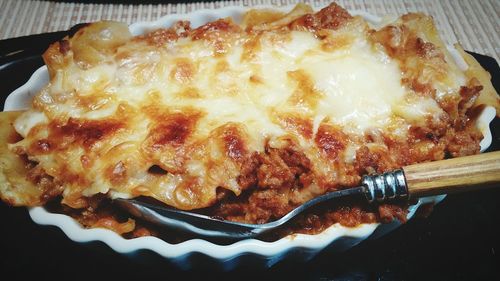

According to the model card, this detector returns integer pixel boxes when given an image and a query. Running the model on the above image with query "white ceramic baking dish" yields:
[3,5,496,270]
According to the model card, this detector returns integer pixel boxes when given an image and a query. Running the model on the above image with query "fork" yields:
[115,150,500,239]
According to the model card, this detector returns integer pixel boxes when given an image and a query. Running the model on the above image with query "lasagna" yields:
[1,3,499,239]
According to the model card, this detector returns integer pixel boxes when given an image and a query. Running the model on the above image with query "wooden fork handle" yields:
[361,151,500,202]
[403,150,500,197]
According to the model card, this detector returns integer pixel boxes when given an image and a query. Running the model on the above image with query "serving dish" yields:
[2,5,496,270]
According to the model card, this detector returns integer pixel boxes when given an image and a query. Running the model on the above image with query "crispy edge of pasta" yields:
[0,111,43,206]
[455,44,500,117]
[242,2,313,30]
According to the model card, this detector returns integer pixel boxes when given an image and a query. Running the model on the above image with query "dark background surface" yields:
[1,3,500,280]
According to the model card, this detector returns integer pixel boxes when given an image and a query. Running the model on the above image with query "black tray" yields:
[0,33,499,280]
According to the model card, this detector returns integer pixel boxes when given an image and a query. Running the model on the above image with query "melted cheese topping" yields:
[6,4,498,212]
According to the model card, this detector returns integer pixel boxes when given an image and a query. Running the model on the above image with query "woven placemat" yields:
[0,0,498,62]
